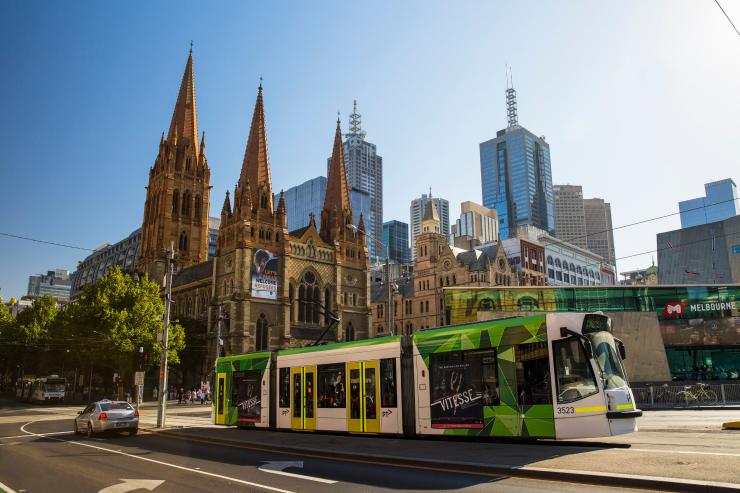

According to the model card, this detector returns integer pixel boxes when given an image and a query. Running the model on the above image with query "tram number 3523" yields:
[556,406,575,415]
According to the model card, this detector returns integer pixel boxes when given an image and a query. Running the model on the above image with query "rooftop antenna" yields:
[505,65,518,128]
[348,99,366,139]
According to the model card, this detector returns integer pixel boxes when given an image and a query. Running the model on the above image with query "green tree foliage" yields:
[16,295,58,344]
[70,267,185,376]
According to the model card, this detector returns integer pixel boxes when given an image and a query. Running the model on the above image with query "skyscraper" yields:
[329,101,383,260]
[553,184,588,250]
[27,269,72,302]
[410,192,449,259]
[584,198,616,267]
[679,178,739,229]
[450,201,498,249]
[382,220,411,264]
[479,80,554,239]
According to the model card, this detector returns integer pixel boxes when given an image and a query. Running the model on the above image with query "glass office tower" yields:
[679,178,739,229]
[480,126,555,239]
[382,220,411,264]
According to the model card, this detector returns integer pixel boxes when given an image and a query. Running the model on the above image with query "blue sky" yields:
[1,1,739,300]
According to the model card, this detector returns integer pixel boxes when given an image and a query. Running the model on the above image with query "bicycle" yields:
[651,383,676,405]
[676,383,718,406]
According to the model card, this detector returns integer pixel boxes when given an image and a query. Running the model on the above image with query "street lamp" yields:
[346,224,395,336]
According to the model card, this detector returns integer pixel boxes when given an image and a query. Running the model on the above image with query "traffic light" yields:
[135,347,144,370]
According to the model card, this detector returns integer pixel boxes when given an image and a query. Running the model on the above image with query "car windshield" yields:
[588,331,629,390]
[99,402,133,411]
[44,383,64,392]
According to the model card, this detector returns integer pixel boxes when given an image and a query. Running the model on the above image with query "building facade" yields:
[679,178,739,229]
[382,220,411,264]
[620,263,659,286]
[371,196,515,335]
[479,86,554,239]
[450,201,499,250]
[334,101,383,261]
[278,177,372,239]
[71,229,142,298]
[584,198,616,267]
[501,236,547,286]
[657,215,740,285]
[26,269,72,302]
[553,184,587,249]
[410,193,450,260]
[212,84,371,361]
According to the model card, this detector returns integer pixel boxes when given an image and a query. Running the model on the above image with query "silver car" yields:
[74,400,139,437]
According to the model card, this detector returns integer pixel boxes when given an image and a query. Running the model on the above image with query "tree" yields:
[69,267,185,385]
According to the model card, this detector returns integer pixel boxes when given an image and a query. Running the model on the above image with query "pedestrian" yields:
[153,386,158,401]
[184,389,190,405]
[199,388,205,405]
[178,387,183,404]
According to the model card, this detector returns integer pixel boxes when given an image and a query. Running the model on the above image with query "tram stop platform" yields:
[151,424,740,491]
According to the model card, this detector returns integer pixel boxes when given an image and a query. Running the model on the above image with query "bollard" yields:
[721,384,726,405]
[649,386,654,406]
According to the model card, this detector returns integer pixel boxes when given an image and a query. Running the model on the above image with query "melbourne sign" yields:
[251,249,279,300]
[430,361,483,429]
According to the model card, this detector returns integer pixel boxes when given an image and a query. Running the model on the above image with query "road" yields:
[0,401,737,493]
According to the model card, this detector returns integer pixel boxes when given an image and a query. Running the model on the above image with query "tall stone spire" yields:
[422,189,441,234]
[167,50,199,155]
[238,82,273,212]
[321,117,354,244]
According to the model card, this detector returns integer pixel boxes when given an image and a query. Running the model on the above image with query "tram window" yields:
[553,338,598,404]
[279,368,290,408]
[365,367,377,419]
[305,372,314,418]
[293,373,301,418]
[516,342,551,405]
[429,348,500,414]
[318,364,346,408]
[380,358,397,407]
[349,368,361,419]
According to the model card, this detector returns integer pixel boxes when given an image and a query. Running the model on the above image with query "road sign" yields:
[134,371,145,386]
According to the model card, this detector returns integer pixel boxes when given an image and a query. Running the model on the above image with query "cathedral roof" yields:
[238,83,273,211]
[172,260,213,288]
[422,192,440,223]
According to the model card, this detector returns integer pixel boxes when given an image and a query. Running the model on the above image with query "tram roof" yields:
[277,334,401,356]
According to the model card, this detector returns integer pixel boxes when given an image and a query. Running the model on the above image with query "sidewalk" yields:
[150,425,740,491]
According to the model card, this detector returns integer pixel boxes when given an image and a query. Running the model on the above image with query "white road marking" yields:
[627,447,740,458]
[98,479,164,493]
[0,480,18,493]
[0,431,74,440]
[19,421,296,493]
[258,461,337,484]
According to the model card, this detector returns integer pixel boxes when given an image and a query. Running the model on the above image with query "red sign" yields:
[662,302,687,318]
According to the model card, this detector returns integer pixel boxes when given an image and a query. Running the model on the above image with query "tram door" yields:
[215,372,226,425]
[290,366,317,430]
[347,361,381,433]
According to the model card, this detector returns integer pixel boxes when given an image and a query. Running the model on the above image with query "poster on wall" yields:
[430,360,483,429]
[251,249,279,299]
[234,371,262,423]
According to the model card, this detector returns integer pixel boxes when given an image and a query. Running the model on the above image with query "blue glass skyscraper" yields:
[679,178,739,229]
[479,85,554,239]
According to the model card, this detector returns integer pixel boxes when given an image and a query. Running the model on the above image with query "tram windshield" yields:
[588,331,628,389]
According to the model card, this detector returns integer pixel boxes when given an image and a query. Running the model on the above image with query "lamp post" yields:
[346,224,395,335]
[156,242,175,428]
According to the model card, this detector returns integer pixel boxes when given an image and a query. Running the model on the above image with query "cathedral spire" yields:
[221,190,232,218]
[238,83,273,212]
[321,117,354,244]
[167,50,199,155]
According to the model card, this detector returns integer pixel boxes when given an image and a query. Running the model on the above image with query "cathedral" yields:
[137,50,371,371]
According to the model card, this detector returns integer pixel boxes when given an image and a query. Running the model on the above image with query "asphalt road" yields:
[0,407,650,493]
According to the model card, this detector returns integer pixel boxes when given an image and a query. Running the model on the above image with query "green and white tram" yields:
[215,312,640,439]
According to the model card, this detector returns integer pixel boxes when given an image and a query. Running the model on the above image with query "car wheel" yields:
[86,423,93,438]
[73,420,78,435]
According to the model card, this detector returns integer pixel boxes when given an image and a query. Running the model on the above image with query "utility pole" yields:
[386,246,394,336]
[157,242,174,428]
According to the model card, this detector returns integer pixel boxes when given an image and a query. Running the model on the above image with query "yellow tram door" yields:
[215,372,226,425]
[290,366,317,431]
[347,361,381,433]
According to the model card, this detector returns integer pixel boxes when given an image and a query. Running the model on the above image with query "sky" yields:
[1,0,739,300]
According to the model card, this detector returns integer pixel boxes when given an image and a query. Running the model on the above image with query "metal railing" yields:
[632,382,740,408]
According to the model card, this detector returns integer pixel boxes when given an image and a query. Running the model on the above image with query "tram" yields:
[16,375,66,403]
[215,312,641,439]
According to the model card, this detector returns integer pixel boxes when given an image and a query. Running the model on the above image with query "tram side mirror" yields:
[616,338,626,360]
[583,341,593,360]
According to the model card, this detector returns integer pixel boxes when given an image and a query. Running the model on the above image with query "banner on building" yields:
[251,249,279,300]
[430,360,483,428]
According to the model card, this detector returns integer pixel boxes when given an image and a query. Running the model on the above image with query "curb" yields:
[153,428,740,492]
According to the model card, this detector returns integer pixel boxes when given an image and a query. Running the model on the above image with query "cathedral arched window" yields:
[182,190,191,216]
[194,195,201,222]
[289,284,295,322]
[255,313,268,351]
[172,190,180,215]
[324,287,332,322]
[298,271,320,325]
[179,231,188,251]
[345,322,355,342]
[261,194,267,209]
[185,157,191,172]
